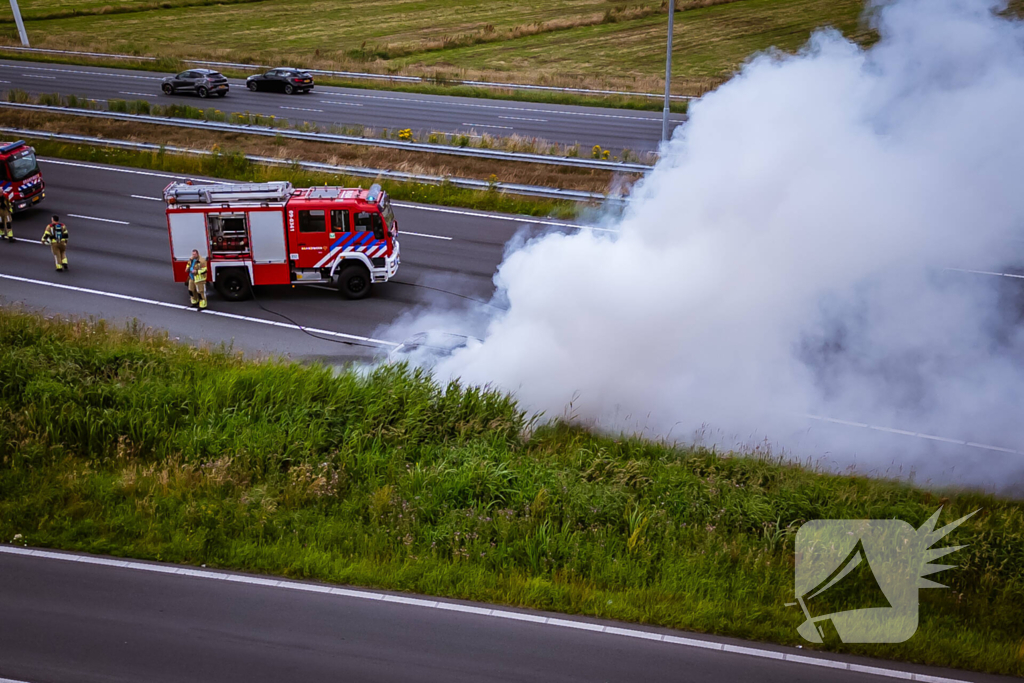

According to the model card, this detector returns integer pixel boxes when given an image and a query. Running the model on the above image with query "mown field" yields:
[0,0,870,95]
[0,309,1022,675]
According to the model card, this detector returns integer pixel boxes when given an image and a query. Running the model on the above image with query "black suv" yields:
[161,69,229,98]
[245,68,314,94]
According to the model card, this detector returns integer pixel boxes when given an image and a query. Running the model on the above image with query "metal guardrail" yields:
[0,45,695,101]
[0,101,654,172]
[0,125,611,203]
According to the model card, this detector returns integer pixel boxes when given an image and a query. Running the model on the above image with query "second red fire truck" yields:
[164,181,400,300]
[0,140,45,211]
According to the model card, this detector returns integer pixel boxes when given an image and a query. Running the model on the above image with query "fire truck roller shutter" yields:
[169,212,208,259]
[248,209,287,263]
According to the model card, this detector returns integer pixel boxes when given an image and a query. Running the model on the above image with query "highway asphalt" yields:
[0,547,1010,683]
[0,158,577,363]
[0,58,685,153]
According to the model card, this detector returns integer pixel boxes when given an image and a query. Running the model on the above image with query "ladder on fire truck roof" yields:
[164,181,294,204]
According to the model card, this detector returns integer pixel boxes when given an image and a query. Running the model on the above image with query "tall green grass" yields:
[0,308,1022,675]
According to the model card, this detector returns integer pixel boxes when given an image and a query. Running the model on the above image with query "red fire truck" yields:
[0,140,45,211]
[164,181,400,300]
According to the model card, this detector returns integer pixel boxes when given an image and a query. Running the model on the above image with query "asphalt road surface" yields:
[0,158,581,363]
[0,59,685,153]
[0,547,1010,683]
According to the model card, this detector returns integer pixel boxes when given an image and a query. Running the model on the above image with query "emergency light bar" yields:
[366,183,382,204]
[0,140,26,154]
[164,181,294,204]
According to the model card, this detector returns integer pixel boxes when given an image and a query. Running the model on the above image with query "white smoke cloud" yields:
[412,0,1024,493]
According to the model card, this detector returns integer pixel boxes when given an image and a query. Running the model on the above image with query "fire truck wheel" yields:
[215,269,252,301]
[336,264,371,300]
[284,84,295,95]
[197,86,209,98]
[162,83,174,95]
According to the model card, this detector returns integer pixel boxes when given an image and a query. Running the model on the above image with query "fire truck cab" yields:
[0,140,45,212]
[164,181,400,300]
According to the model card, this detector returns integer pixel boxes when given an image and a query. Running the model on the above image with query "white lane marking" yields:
[0,79,10,83]
[320,100,362,106]
[391,201,614,233]
[400,231,452,241]
[24,74,57,79]
[499,116,548,122]
[320,91,669,123]
[0,545,976,683]
[803,414,1024,455]
[119,91,154,97]
[462,122,513,130]
[41,158,189,179]
[0,273,398,348]
[68,213,130,225]
[131,194,163,201]
[280,106,324,113]
[0,63,162,81]
[945,267,1024,280]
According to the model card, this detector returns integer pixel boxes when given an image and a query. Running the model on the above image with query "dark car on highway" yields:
[245,68,315,94]
[161,69,229,98]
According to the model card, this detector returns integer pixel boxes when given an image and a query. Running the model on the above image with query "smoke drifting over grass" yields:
[422,0,1024,493]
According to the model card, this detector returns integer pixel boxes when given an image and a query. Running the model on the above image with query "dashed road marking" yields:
[280,106,324,113]
[68,213,130,225]
[499,116,548,122]
[462,122,513,130]
[131,194,163,201]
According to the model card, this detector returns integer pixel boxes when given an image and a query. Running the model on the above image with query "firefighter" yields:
[0,192,13,242]
[186,249,208,309]
[41,214,69,271]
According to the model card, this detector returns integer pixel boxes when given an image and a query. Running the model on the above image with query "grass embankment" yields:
[0,308,1022,675]
[0,107,604,218]
[0,0,872,97]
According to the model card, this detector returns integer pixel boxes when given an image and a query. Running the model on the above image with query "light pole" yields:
[661,0,674,143]
[9,0,29,46]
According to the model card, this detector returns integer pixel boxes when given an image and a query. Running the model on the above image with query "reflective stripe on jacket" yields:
[187,257,208,283]
[42,222,68,244]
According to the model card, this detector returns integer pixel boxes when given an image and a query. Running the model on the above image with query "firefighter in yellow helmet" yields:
[186,249,208,309]
[41,214,69,271]
[0,192,13,242]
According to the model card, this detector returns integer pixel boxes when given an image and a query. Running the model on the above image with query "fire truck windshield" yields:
[380,195,395,230]
[6,149,39,181]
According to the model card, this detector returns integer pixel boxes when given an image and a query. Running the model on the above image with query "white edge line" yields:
[0,273,398,348]
[390,201,615,233]
[0,544,976,683]
[400,231,452,240]
[802,414,1023,456]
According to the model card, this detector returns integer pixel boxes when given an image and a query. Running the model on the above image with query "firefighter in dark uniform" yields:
[186,249,208,309]
[0,192,13,242]
[41,215,69,271]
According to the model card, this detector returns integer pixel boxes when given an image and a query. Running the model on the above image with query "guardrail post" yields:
[9,0,29,46]
[662,0,675,143]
